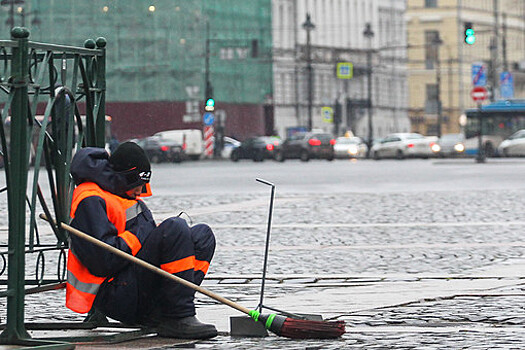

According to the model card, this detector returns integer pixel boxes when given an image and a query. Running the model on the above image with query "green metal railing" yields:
[0,27,106,348]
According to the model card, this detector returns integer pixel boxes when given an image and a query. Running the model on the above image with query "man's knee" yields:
[190,224,216,257]
[159,217,192,240]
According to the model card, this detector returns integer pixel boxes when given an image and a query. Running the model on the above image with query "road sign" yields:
[321,106,333,123]
[470,86,488,102]
[203,112,215,125]
[471,63,487,87]
[336,62,353,79]
[500,71,514,99]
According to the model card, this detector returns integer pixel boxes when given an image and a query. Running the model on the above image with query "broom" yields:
[40,214,345,339]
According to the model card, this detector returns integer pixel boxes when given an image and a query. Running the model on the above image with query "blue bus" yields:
[464,99,525,156]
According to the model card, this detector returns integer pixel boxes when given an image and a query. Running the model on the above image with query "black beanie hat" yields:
[109,141,151,189]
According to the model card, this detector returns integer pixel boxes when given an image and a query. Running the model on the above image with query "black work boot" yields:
[156,316,218,339]
[83,308,109,327]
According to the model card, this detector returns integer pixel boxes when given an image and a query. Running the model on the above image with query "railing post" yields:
[0,27,31,344]
[95,37,106,148]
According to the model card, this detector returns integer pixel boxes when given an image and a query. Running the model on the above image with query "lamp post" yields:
[363,22,374,158]
[432,33,443,138]
[302,13,315,131]
[204,20,213,104]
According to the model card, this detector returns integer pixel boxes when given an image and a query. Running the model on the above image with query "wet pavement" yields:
[1,159,525,348]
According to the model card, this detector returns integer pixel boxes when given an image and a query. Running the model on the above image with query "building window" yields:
[425,0,437,8]
[425,30,439,69]
[425,84,438,114]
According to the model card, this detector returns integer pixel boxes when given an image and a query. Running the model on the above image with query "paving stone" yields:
[3,188,525,348]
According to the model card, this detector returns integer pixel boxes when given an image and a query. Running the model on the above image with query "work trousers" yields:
[94,217,215,325]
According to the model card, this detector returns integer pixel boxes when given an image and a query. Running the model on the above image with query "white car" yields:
[333,137,368,158]
[371,133,438,160]
[153,129,204,160]
[498,130,525,157]
[221,136,241,159]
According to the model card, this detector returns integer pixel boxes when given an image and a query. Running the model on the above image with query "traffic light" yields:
[464,22,476,45]
[205,98,215,112]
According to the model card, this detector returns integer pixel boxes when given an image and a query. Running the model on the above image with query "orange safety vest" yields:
[66,182,144,314]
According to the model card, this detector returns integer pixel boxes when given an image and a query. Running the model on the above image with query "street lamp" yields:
[363,22,374,158]
[432,33,443,138]
[302,13,315,131]
[16,6,40,27]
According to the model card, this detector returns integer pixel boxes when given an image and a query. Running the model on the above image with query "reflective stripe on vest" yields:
[126,202,143,222]
[68,270,99,295]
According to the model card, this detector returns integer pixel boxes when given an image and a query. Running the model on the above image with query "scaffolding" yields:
[7,0,273,106]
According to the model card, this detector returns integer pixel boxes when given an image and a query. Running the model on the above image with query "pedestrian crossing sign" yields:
[337,62,353,79]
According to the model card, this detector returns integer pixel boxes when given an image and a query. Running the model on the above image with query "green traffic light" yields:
[465,28,475,45]
[205,98,215,111]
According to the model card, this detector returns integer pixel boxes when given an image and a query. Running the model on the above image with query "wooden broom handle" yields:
[40,213,252,316]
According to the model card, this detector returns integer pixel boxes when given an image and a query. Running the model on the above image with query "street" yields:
[2,158,525,348]
[150,157,525,195]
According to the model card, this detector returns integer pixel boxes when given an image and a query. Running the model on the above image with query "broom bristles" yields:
[255,312,346,339]
[278,318,346,339]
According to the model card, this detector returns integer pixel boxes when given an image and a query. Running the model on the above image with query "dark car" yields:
[230,136,280,162]
[274,132,335,162]
[135,136,184,163]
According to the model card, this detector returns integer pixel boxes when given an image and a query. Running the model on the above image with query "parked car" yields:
[135,136,184,163]
[498,129,525,157]
[274,132,335,162]
[221,136,241,159]
[435,133,466,157]
[153,129,203,160]
[230,136,280,162]
[333,136,368,159]
[371,133,438,160]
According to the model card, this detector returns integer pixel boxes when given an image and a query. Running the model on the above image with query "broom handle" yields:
[39,214,252,316]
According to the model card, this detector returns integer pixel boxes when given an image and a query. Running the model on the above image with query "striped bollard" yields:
[204,125,214,158]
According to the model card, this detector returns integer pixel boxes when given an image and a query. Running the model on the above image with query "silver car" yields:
[498,129,525,157]
[333,137,368,159]
[436,133,466,157]
[371,133,438,160]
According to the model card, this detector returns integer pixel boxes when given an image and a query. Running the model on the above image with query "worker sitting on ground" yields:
[67,142,217,339]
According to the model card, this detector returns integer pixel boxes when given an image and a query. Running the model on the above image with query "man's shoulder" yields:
[74,182,104,195]
[73,182,118,202]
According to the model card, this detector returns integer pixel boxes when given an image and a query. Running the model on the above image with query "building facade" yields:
[272,0,409,139]
[1,0,273,141]
[407,0,525,136]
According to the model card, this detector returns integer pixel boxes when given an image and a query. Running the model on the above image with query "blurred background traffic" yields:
[1,1,525,165]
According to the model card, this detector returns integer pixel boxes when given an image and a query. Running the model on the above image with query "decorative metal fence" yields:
[0,27,106,347]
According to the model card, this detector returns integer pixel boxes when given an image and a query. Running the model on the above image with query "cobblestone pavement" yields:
[1,160,525,348]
